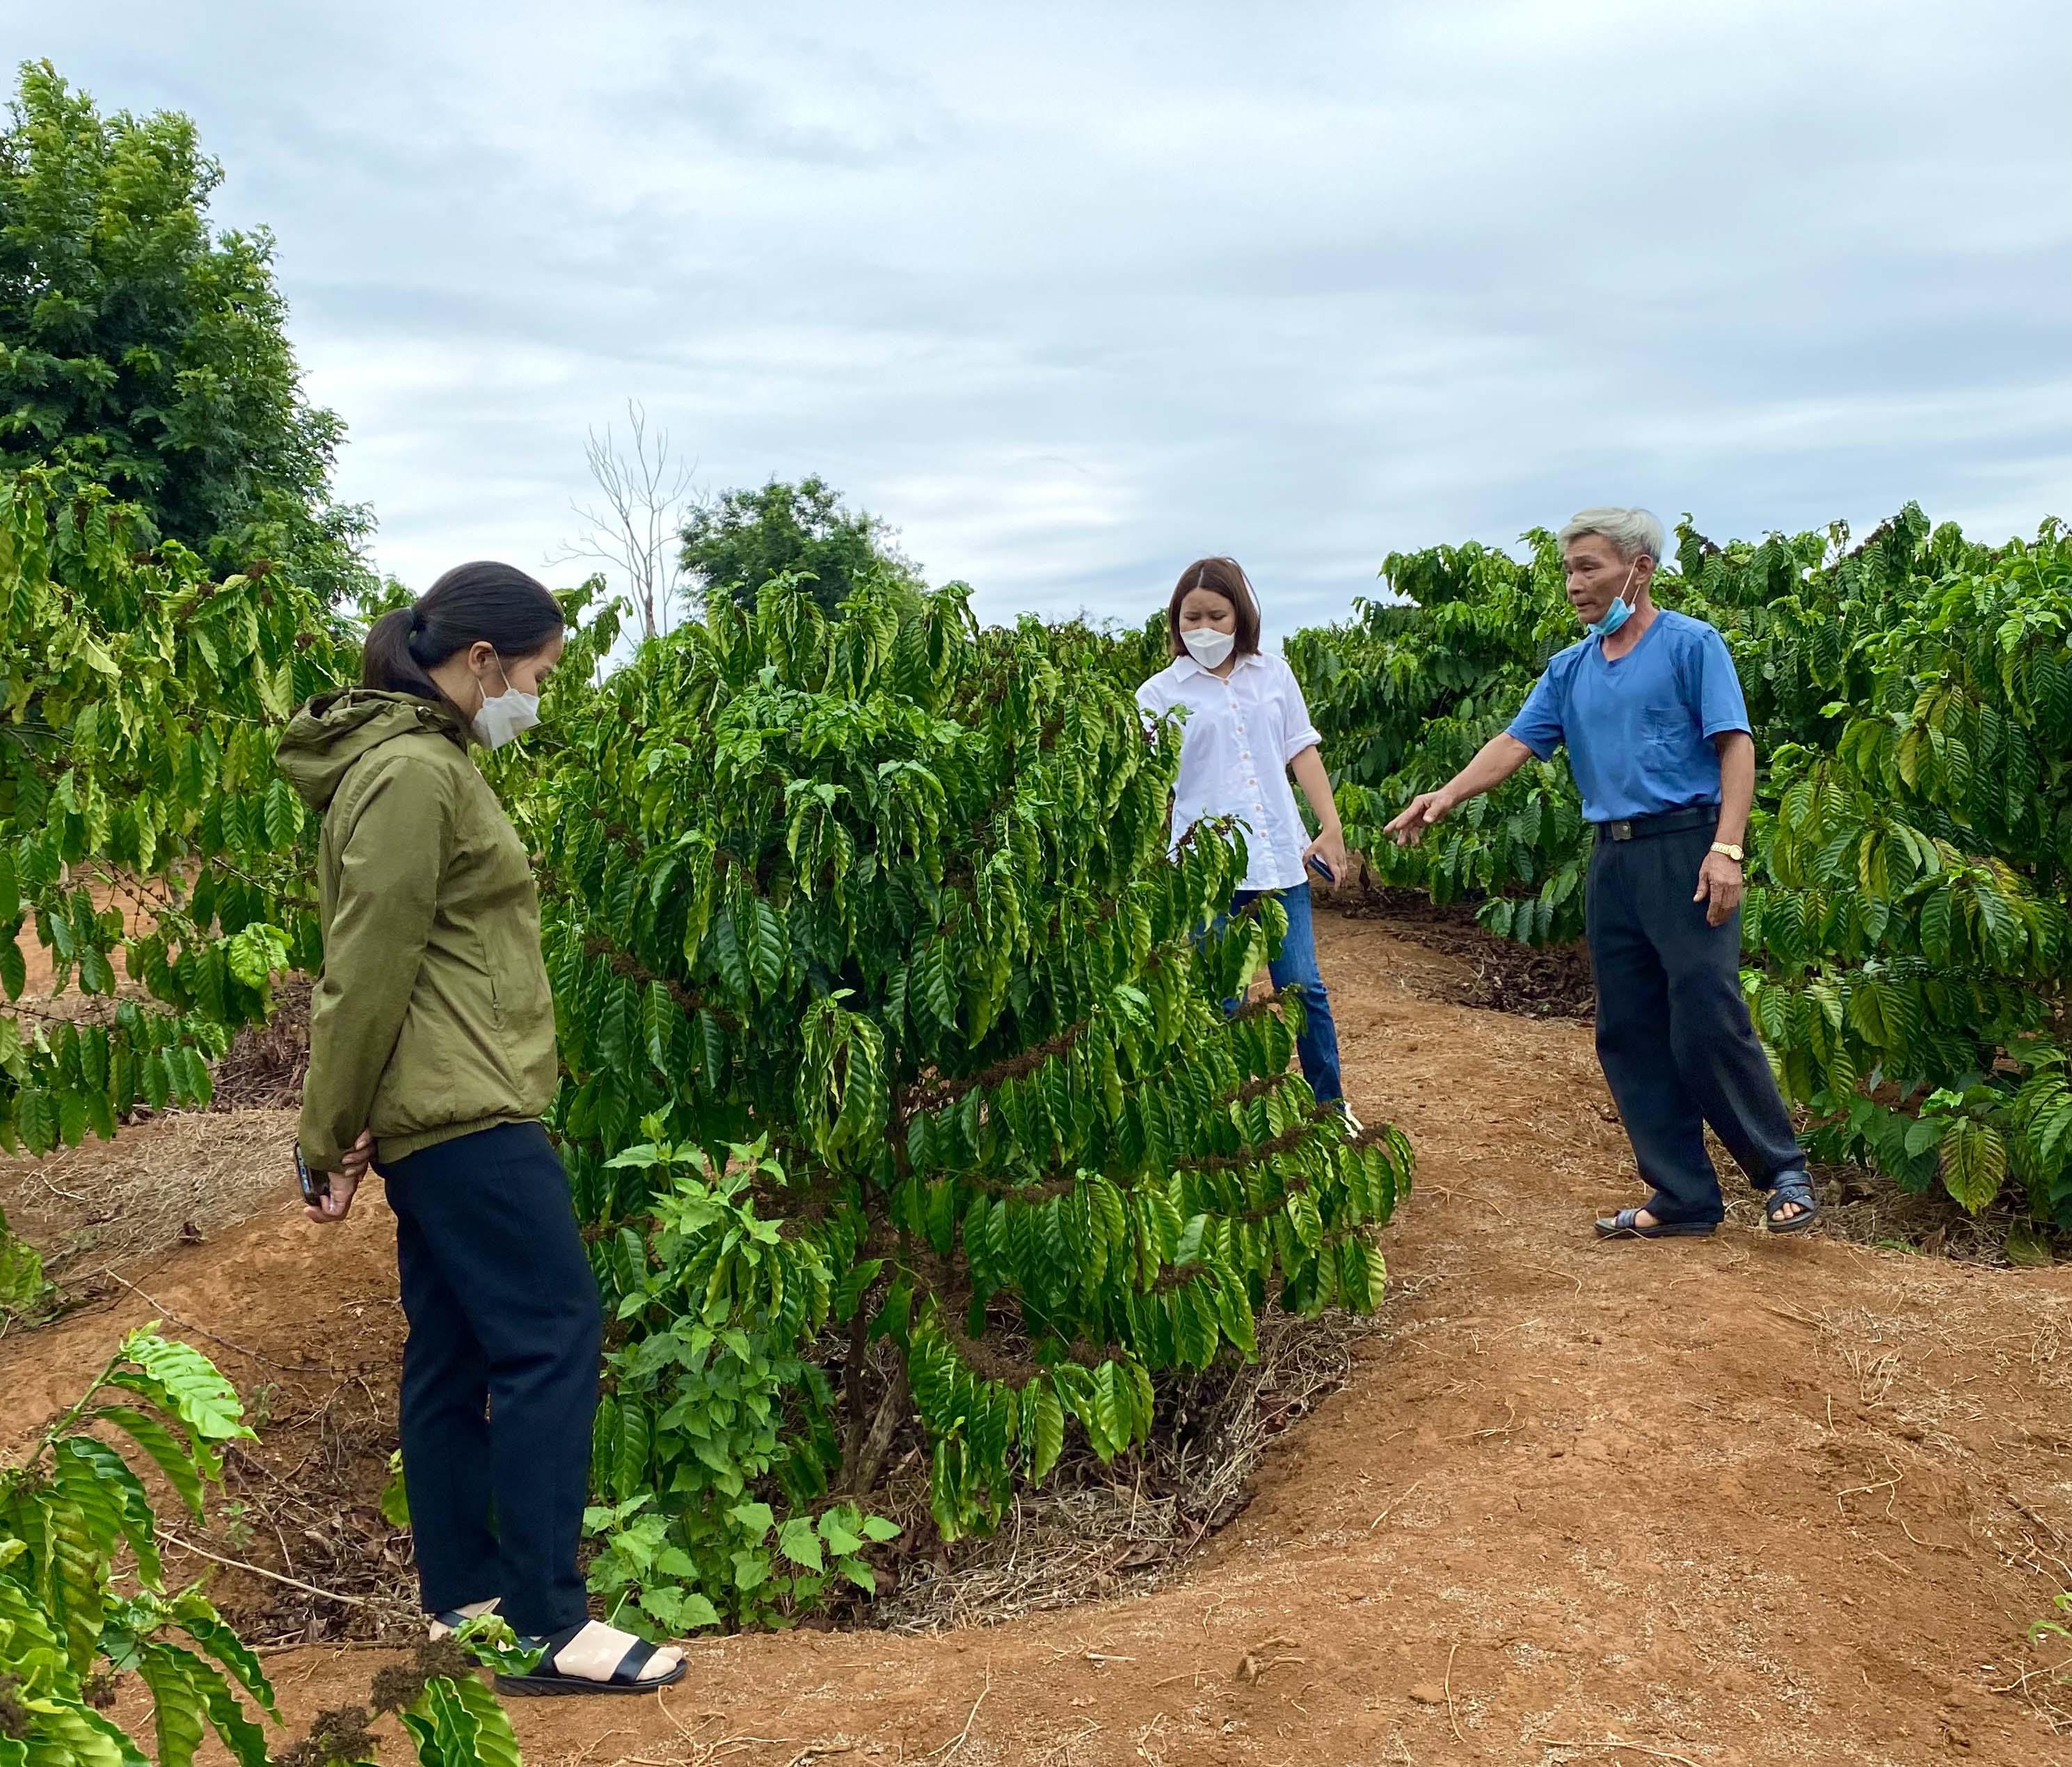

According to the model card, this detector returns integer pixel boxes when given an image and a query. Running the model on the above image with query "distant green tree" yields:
[0,61,368,591]
[680,474,921,614]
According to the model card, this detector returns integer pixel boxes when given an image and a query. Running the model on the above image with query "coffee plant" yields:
[1,1329,527,1767]
[529,570,1409,1574]
[2,461,1406,1629]
[0,468,353,1142]
[1291,507,2072,1224]
[1,1329,272,1766]
[0,465,619,1280]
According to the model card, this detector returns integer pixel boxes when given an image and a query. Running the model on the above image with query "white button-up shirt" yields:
[1136,650,1324,893]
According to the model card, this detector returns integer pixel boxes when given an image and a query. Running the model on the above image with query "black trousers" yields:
[378,1121,601,1636]
[1586,824,1806,1226]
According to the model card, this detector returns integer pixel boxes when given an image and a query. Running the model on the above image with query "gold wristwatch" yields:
[1710,841,1744,863]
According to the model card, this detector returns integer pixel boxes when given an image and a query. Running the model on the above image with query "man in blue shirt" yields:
[1385,507,1817,1239]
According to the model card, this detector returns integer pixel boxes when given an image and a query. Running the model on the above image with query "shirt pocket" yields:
[1640,707,1691,749]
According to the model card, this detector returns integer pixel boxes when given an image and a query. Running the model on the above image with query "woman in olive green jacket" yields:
[278,562,683,1696]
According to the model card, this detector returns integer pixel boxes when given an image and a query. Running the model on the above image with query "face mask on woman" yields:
[1182,627,1236,669]
[472,654,541,749]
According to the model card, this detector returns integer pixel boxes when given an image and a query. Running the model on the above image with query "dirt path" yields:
[7,916,2071,1764]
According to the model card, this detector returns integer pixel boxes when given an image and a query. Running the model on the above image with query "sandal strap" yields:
[513,1624,663,1687]
[1767,1174,1815,1212]
[608,1637,662,1686]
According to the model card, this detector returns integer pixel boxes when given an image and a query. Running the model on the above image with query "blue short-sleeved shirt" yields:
[1505,610,1751,824]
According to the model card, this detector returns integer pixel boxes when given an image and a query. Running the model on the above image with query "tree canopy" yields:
[680,474,920,614]
[0,61,365,587]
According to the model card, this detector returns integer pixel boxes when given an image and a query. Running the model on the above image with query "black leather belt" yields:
[1593,806,1718,843]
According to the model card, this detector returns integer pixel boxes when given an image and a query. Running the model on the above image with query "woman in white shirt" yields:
[1135,557,1352,1116]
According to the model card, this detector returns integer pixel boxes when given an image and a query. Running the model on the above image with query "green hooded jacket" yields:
[276,689,558,1170]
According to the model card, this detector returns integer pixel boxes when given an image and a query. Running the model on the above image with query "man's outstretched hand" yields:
[1385,792,1451,847]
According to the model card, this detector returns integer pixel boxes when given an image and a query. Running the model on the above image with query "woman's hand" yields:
[1302,826,1348,888]
[305,1130,372,1224]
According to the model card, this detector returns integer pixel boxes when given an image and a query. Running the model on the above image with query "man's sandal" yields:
[495,1624,687,1697]
[1593,1207,1716,1240]
[1765,1173,1821,1235]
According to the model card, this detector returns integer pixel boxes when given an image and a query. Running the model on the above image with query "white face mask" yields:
[471,654,541,750]
[1181,627,1236,669]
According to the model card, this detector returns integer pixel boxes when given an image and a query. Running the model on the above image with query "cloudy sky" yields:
[19,1,2071,637]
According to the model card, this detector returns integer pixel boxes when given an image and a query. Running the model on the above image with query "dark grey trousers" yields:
[1586,823,1806,1225]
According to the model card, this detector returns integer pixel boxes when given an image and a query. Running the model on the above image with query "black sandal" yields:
[1764,1173,1821,1235]
[1593,1206,1716,1240]
[495,1624,687,1697]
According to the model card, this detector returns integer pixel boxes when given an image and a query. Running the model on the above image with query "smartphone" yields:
[1306,854,1339,885]
[294,1142,328,1206]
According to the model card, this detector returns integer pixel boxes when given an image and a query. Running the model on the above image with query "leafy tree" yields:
[0,62,367,595]
[680,475,919,615]
[0,460,621,1167]
[531,570,1408,1582]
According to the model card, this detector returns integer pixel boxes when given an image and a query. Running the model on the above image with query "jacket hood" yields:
[276,689,467,812]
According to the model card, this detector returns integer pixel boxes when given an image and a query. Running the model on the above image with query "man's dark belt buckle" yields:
[1605,819,1636,842]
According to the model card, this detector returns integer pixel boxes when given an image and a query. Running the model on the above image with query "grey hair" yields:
[1559,506,1666,564]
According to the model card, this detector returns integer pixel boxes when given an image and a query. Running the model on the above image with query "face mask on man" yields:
[1582,563,1640,641]
[472,654,541,750]
[1182,627,1236,669]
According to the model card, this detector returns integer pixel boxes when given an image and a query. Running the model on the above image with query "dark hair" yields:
[362,562,566,708]
[1165,557,1262,658]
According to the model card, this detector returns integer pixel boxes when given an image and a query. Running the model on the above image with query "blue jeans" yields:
[1227,883,1343,1103]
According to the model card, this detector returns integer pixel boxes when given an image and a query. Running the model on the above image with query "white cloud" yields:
[13,0,2069,633]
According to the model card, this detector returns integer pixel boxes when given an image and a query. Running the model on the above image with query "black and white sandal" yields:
[427,1601,498,1642]
[495,1623,687,1697]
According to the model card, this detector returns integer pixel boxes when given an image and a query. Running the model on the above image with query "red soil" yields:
[6,914,2069,1764]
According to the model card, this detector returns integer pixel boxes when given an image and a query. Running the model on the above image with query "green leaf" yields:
[380,1450,411,1529]
[136,1643,209,1767]
[170,1588,278,1716]
[1028,1379,1065,1480]
[92,1407,207,1518]
[54,1434,161,1586]
[38,1491,109,1672]
[727,1500,776,1539]
[122,1334,250,1441]
[445,1673,525,1767]
[1939,1117,2007,1215]
[817,1514,864,1556]
[775,1516,824,1572]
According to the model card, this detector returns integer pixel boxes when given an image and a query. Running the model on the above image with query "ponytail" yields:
[361,562,566,710]
[362,605,445,699]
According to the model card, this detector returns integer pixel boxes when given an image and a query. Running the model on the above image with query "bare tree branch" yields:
[548,399,701,639]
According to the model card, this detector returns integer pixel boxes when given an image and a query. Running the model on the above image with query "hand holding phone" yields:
[294,1142,329,1206]
[297,1131,371,1223]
